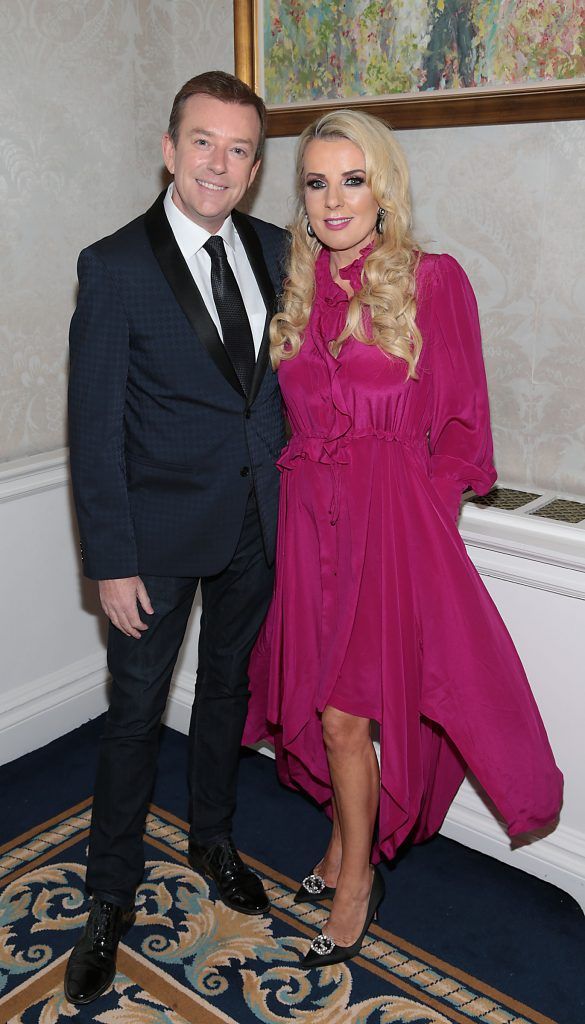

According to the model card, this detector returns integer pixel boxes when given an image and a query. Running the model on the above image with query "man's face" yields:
[162,94,261,233]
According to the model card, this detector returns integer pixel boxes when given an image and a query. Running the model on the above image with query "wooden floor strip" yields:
[0,952,68,1019]
[0,798,92,856]
[0,830,90,888]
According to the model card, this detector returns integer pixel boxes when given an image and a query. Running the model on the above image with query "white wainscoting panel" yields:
[0,452,108,761]
[2,452,584,912]
[0,450,203,763]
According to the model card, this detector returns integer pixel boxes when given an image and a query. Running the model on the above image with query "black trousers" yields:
[86,493,273,907]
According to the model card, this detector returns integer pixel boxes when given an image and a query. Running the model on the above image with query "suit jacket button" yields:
[240,466,250,477]
[245,409,251,419]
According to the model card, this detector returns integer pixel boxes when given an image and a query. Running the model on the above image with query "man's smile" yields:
[196,178,228,191]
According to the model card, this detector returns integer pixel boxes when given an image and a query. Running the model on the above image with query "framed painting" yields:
[234,0,585,135]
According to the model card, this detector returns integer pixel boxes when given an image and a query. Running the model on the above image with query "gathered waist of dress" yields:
[279,430,427,466]
[278,433,428,526]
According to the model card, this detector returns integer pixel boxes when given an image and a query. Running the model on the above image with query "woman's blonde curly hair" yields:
[270,109,422,378]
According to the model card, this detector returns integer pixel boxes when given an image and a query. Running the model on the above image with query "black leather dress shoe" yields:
[64,897,135,1005]
[188,838,270,916]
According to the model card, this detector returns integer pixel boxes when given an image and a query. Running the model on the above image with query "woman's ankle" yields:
[314,850,342,886]
[335,864,374,900]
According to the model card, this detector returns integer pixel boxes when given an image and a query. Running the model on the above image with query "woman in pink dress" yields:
[244,109,563,970]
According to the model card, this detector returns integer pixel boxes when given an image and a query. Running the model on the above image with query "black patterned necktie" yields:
[204,235,256,396]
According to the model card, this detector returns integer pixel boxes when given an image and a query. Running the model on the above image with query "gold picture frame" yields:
[234,0,585,136]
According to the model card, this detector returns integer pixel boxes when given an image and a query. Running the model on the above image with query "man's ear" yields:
[249,159,262,187]
[162,134,176,175]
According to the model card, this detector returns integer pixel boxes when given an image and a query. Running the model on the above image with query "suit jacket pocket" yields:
[125,454,205,507]
[126,452,196,473]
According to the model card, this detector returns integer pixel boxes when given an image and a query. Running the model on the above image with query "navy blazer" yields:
[68,191,288,580]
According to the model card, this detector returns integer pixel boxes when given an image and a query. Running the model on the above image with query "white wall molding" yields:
[0,449,68,503]
[0,651,108,766]
[3,450,583,581]
[459,500,585,572]
[463,543,585,601]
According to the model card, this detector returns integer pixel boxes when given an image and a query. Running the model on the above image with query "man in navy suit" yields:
[65,71,287,1005]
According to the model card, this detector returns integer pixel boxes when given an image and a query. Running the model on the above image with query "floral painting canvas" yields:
[260,0,585,105]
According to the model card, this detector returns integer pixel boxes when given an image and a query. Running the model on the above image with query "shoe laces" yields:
[215,839,242,870]
[89,900,118,954]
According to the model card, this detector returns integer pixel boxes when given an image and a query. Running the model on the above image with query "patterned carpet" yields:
[1,720,583,1023]
[0,799,564,1024]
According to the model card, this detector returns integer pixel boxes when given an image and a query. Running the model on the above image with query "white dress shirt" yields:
[163,183,266,356]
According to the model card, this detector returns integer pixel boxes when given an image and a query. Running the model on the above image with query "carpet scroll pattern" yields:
[0,801,556,1024]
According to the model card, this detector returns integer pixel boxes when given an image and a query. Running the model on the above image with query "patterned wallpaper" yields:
[1,0,584,497]
[0,0,234,462]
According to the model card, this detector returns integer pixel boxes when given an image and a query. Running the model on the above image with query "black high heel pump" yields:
[300,866,384,970]
[293,872,336,904]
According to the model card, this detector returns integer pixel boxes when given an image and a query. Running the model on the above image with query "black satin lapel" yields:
[144,193,245,399]
[232,211,277,408]
[232,211,277,313]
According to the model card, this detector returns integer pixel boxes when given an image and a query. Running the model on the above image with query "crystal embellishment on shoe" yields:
[294,871,336,904]
[309,932,335,956]
[302,873,326,895]
[300,866,385,970]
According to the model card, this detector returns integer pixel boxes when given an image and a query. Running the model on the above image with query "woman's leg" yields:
[320,705,380,945]
[312,793,342,887]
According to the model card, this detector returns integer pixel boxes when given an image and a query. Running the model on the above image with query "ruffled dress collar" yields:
[315,240,377,306]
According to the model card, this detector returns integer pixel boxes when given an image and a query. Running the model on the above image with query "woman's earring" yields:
[375,208,386,235]
[306,218,316,237]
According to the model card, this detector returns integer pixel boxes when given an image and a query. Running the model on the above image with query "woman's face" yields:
[302,138,379,265]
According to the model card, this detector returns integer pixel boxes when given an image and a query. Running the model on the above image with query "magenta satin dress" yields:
[243,246,563,859]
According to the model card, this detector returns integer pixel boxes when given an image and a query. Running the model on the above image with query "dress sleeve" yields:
[428,254,497,521]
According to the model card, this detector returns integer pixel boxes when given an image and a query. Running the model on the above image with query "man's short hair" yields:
[167,71,266,161]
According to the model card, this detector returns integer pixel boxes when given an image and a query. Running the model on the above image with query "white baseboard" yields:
[0,652,109,766]
[440,779,585,913]
[163,667,196,733]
